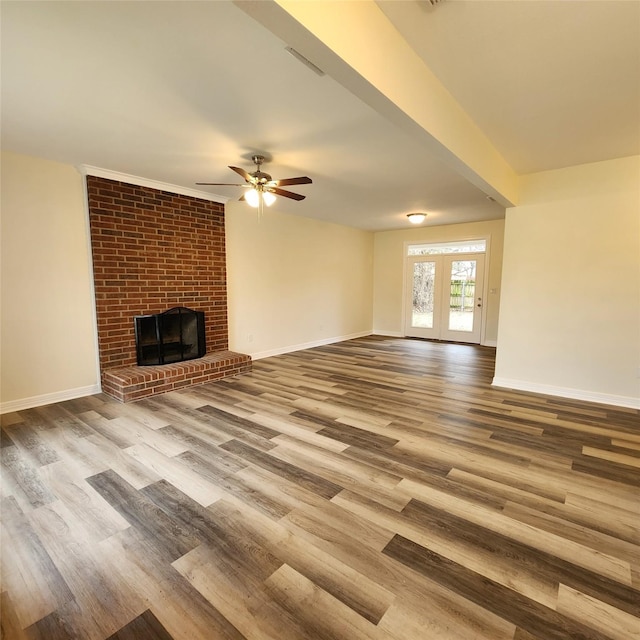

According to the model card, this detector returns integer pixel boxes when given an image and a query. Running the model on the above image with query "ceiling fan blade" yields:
[270,187,306,201]
[196,182,245,186]
[275,176,312,187]
[229,166,252,181]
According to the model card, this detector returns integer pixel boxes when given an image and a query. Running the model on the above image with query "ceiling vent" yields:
[285,47,325,77]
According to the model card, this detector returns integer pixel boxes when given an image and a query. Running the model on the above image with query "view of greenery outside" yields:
[412,262,436,327]
[412,260,477,331]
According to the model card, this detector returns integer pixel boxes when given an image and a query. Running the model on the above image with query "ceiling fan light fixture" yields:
[407,212,427,224]
[245,188,260,208]
[197,155,311,210]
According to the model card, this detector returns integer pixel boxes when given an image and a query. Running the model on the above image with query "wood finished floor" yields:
[1,336,639,640]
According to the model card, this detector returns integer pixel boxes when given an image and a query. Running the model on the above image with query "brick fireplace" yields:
[86,174,251,402]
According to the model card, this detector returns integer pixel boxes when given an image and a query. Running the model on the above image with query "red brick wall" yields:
[87,176,228,372]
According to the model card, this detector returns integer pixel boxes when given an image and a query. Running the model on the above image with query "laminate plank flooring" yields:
[1,336,639,639]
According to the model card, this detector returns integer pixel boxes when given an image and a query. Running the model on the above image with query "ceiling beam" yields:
[236,0,518,208]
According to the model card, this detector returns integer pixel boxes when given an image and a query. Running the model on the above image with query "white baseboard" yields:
[0,384,102,415]
[491,377,640,410]
[372,331,497,346]
[249,331,372,361]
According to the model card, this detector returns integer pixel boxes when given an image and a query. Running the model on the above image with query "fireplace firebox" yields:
[134,307,206,366]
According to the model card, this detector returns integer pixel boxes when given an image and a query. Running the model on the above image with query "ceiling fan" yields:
[197,155,312,209]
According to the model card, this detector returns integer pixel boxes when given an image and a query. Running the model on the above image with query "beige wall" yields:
[372,219,505,345]
[494,156,640,407]
[0,153,375,410]
[1,151,99,410]
[225,202,374,358]
[4,151,637,410]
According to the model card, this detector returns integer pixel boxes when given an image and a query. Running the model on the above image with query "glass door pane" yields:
[448,260,477,332]
[405,257,441,339]
[412,261,436,328]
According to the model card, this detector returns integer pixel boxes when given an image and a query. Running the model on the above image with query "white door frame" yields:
[401,236,491,345]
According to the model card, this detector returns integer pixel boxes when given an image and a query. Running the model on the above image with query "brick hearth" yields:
[86,174,251,401]
[101,351,251,403]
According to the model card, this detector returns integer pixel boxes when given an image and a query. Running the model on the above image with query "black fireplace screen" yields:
[134,307,206,366]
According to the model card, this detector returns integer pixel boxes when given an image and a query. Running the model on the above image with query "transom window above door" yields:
[407,240,487,256]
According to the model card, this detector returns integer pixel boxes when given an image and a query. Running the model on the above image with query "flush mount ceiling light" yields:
[407,213,427,224]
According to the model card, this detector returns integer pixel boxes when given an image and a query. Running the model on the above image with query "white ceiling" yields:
[377,0,640,175]
[2,1,638,232]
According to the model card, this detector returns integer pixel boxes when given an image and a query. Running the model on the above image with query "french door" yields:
[404,253,485,343]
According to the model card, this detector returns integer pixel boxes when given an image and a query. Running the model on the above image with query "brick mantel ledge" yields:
[101,351,252,403]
